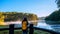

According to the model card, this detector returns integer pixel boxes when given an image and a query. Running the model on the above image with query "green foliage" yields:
[56,0,60,8]
[0,12,38,22]
[45,9,60,21]
[0,29,51,34]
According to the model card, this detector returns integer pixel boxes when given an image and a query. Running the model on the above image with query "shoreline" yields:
[0,20,38,25]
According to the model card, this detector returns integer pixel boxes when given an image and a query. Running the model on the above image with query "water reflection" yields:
[0,20,60,33]
[14,20,53,30]
[35,20,53,30]
[45,20,60,32]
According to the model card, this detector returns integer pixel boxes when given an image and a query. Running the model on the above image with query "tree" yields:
[45,10,60,21]
[56,0,60,8]
[0,12,5,25]
[3,12,38,22]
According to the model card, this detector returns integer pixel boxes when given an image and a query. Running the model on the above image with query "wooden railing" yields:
[0,24,60,34]
[0,17,60,34]
[0,24,22,34]
[0,24,33,34]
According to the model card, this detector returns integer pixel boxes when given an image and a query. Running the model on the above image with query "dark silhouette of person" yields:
[22,17,28,34]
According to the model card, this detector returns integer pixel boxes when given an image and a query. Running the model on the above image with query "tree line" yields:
[0,12,38,22]
[45,9,60,21]
[45,0,60,21]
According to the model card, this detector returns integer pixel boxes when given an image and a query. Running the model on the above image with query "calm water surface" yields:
[14,20,60,32]
[0,20,60,32]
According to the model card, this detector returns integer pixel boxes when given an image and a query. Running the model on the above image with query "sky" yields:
[0,0,58,17]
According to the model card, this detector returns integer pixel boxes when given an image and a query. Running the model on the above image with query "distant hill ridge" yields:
[0,12,38,22]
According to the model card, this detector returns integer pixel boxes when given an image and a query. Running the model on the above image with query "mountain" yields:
[38,17,45,20]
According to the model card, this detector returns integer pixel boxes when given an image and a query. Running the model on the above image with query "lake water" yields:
[38,20,60,32]
[0,20,60,32]
[14,20,60,32]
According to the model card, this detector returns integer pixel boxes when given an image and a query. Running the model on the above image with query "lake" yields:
[14,20,60,32]
[0,20,60,32]
[38,20,60,32]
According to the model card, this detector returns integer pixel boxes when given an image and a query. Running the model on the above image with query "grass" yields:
[34,30,51,34]
[0,29,51,34]
[0,25,9,28]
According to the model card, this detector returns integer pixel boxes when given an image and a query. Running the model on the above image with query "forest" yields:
[0,12,38,22]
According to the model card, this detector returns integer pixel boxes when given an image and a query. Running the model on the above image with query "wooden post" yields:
[9,24,14,34]
[29,23,34,34]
